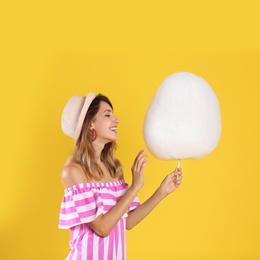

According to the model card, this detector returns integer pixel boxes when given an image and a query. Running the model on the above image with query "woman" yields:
[59,92,183,260]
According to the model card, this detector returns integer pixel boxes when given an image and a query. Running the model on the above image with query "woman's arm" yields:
[62,150,148,237]
[126,168,183,230]
[88,150,149,236]
[88,185,139,237]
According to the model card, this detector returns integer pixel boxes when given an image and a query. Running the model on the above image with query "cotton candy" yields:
[143,72,221,160]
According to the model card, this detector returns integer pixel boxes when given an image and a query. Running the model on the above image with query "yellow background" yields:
[1,1,259,259]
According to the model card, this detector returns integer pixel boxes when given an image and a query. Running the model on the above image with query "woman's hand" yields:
[158,168,183,197]
[131,150,149,191]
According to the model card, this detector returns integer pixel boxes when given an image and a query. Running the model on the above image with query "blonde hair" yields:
[67,94,123,181]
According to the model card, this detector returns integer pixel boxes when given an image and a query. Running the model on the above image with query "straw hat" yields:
[61,92,96,140]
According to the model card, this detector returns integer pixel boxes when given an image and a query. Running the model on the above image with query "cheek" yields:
[95,123,109,135]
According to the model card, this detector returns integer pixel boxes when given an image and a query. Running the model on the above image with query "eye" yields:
[105,114,111,117]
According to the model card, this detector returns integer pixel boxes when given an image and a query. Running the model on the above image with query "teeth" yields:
[110,127,117,132]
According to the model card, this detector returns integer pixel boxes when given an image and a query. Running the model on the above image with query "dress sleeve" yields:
[59,185,104,229]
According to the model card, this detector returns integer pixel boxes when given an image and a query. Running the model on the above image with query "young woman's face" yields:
[91,101,119,143]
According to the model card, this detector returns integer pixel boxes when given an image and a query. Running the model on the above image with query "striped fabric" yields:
[59,180,140,260]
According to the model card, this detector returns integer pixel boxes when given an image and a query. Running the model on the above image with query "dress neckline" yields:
[64,179,125,192]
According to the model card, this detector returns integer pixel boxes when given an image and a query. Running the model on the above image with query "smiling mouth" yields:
[110,127,117,132]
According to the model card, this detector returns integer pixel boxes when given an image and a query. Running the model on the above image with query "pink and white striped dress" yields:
[59,180,140,260]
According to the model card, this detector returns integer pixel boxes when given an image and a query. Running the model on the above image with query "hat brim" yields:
[74,92,96,141]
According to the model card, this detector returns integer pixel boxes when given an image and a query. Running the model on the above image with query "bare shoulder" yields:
[61,163,87,188]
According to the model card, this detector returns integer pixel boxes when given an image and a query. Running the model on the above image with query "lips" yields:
[110,127,117,132]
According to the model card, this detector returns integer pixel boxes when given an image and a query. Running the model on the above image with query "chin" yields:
[111,136,118,142]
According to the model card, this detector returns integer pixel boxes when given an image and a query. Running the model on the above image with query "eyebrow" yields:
[102,109,112,114]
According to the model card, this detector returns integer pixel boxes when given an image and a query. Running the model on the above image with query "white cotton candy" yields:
[143,72,221,160]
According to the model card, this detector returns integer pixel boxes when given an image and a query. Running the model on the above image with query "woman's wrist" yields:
[155,186,168,200]
[128,183,142,195]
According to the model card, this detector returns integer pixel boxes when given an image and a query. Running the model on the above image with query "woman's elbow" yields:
[88,220,111,237]
[126,220,135,230]
[126,226,133,231]
[94,225,112,237]
[98,231,110,237]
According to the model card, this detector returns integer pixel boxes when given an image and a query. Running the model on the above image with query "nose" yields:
[114,116,120,123]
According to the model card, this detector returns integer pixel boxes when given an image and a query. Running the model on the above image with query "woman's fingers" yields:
[173,168,183,185]
[132,150,144,166]
[132,150,148,172]
[131,150,149,190]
